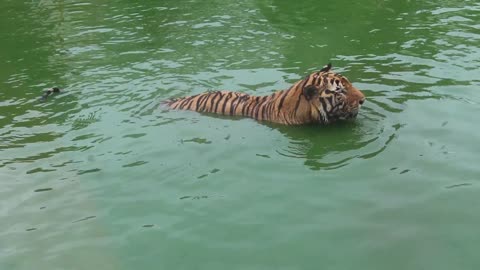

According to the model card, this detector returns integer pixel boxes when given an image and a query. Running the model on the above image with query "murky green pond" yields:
[1,0,479,269]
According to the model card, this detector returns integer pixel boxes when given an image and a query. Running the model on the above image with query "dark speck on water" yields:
[73,216,96,223]
[34,188,53,192]
[445,183,472,189]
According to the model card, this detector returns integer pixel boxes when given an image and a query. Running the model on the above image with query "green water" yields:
[1,0,480,269]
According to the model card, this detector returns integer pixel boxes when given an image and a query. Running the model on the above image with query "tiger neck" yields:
[238,81,315,124]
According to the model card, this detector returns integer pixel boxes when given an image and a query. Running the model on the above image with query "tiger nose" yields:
[359,98,365,105]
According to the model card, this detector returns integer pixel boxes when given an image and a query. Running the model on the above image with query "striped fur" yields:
[166,64,365,125]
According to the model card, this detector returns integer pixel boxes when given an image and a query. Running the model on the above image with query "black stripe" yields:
[186,94,200,110]
[229,94,241,116]
[256,96,268,120]
[241,98,248,116]
[221,92,233,115]
[300,75,310,91]
[178,96,192,109]
[253,104,259,119]
[267,100,275,120]
[262,100,270,120]
[276,90,290,113]
[248,97,257,117]
[197,94,208,112]
[242,95,252,116]
[214,92,227,113]
[200,94,212,112]
[180,96,194,109]
[278,79,305,114]
[292,92,304,118]
[185,99,195,110]
[245,100,254,117]
[254,97,263,120]
[245,101,253,117]
[265,92,278,119]
[313,74,321,86]
[209,91,222,113]
[199,94,211,112]
[252,97,261,118]
[264,102,271,120]
[171,100,180,109]
[195,94,207,111]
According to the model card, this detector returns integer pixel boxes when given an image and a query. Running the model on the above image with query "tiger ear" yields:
[303,85,319,100]
[319,63,332,73]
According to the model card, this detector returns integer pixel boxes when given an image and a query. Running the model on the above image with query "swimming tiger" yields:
[166,63,365,125]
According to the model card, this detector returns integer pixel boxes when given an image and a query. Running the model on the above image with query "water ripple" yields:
[1,0,480,268]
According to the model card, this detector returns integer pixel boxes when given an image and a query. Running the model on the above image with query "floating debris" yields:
[446,183,472,189]
[40,87,61,101]
[73,215,96,223]
[34,188,53,192]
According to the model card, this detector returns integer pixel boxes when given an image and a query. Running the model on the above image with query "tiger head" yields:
[303,63,365,123]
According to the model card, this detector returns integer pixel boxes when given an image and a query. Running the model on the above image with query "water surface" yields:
[1,0,480,269]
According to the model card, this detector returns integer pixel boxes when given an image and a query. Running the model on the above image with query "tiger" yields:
[166,63,365,125]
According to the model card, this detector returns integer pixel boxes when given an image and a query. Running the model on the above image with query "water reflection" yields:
[263,108,396,170]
